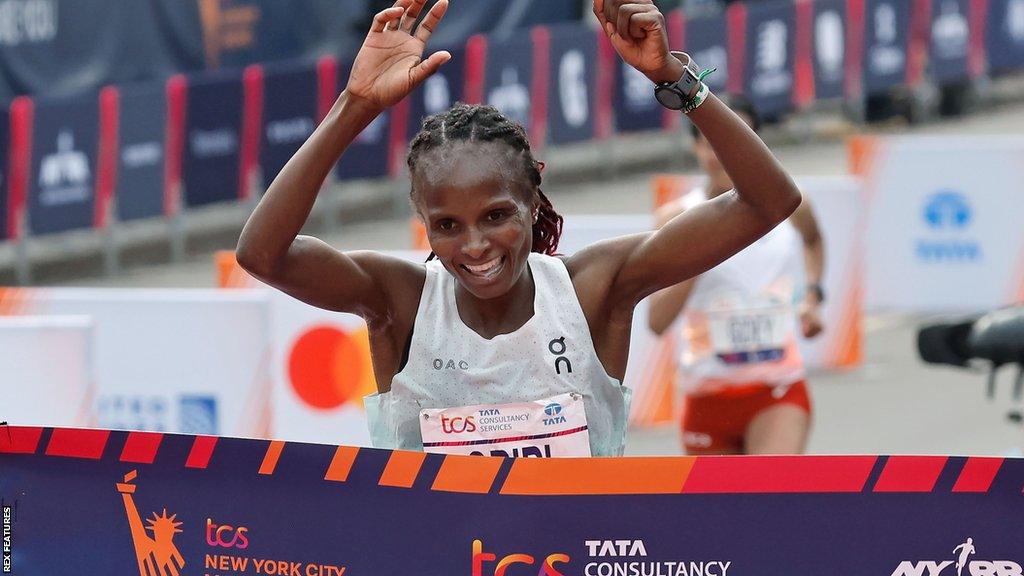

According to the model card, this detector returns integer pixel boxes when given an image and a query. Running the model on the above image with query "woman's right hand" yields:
[347,0,451,110]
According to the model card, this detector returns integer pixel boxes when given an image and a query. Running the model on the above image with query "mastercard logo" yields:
[287,324,377,410]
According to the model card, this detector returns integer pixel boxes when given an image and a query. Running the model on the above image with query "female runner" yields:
[237,0,802,456]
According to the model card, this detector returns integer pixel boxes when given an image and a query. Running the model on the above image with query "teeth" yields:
[465,257,501,275]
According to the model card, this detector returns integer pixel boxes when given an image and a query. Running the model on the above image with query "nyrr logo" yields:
[472,539,570,576]
[116,470,185,576]
[891,537,1022,576]
[543,403,566,426]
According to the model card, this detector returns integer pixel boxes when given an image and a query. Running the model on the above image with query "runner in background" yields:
[237,0,803,457]
[648,96,826,455]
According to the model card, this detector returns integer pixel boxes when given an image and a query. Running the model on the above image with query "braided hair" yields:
[407,103,563,257]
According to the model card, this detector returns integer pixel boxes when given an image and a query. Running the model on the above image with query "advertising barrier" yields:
[116,82,168,222]
[546,24,599,145]
[862,0,912,94]
[812,0,850,100]
[182,72,244,207]
[334,61,393,181]
[0,317,95,428]
[0,288,271,438]
[484,34,538,137]
[986,0,1024,74]
[853,136,1024,311]
[1,427,1021,575]
[28,95,99,235]
[741,0,799,117]
[258,62,319,191]
[929,0,972,83]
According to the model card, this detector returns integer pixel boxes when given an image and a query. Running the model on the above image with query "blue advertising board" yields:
[862,0,912,94]
[407,45,466,140]
[812,0,850,100]
[684,11,731,95]
[182,71,244,207]
[116,82,168,222]
[613,58,663,133]
[930,0,972,83]
[28,95,99,235]
[483,34,536,132]
[2,427,1022,576]
[335,61,392,181]
[0,106,8,241]
[743,0,798,117]
[986,0,1024,74]
[260,62,319,190]
[547,23,598,145]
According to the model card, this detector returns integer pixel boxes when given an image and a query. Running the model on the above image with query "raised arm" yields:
[236,0,450,317]
[586,0,801,307]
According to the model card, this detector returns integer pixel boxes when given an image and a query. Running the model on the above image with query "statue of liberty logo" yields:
[116,470,185,576]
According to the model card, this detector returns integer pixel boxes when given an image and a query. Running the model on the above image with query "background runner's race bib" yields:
[707,303,791,365]
[419,392,591,458]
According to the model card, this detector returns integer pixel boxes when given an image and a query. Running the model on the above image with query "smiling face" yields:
[413,141,538,300]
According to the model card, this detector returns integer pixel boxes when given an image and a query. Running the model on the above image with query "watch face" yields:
[655,86,684,110]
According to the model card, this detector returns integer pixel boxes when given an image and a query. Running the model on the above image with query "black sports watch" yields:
[654,52,703,111]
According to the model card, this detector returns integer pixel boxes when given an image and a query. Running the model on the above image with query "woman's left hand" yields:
[592,0,682,84]
[799,301,825,339]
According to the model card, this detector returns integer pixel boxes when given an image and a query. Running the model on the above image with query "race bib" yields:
[419,392,591,458]
[707,305,791,365]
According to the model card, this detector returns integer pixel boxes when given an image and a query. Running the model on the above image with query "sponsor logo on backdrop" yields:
[190,128,238,158]
[815,10,845,81]
[122,142,164,169]
[97,395,219,434]
[932,0,969,59]
[38,130,91,207]
[584,539,733,576]
[488,68,531,127]
[0,0,57,47]
[266,118,314,146]
[916,191,982,262]
[118,471,347,576]
[116,470,186,576]
[753,19,792,96]
[870,2,905,75]
[559,49,590,128]
[891,537,1022,576]
[472,539,570,576]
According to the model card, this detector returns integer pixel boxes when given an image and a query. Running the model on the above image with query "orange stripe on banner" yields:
[431,454,504,494]
[379,450,427,488]
[324,446,360,482]
[500,457,695,495]
[848,136,878,177]
[258,441,285,475]
[0,288,30,316]
[45,428,110,460]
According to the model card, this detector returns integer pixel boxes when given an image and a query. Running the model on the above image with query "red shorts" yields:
[680,380,812,454]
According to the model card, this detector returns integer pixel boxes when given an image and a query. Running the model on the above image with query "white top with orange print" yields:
[674,188,807,394]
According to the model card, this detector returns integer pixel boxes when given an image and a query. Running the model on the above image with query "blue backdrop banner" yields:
[986,0,1024,74]
[862,0,912,94]
[335,61,391,182]
[28,96,99,235]
[547,23,598,145]
[613,59,663,133]
[260,62,319,190]
[743,0,798,117]
[1,427,1022,576]
[182,71,244,207]
[929,0,971,83]
[406,45,467,140]
[483,34,536,132]
[117,82,168,222]
[0,107,8,241]
[684,11,731,94]
[812,0,850,100]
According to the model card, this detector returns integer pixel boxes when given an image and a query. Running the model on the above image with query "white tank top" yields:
[364,253,632,456]
[675,188,807,393]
